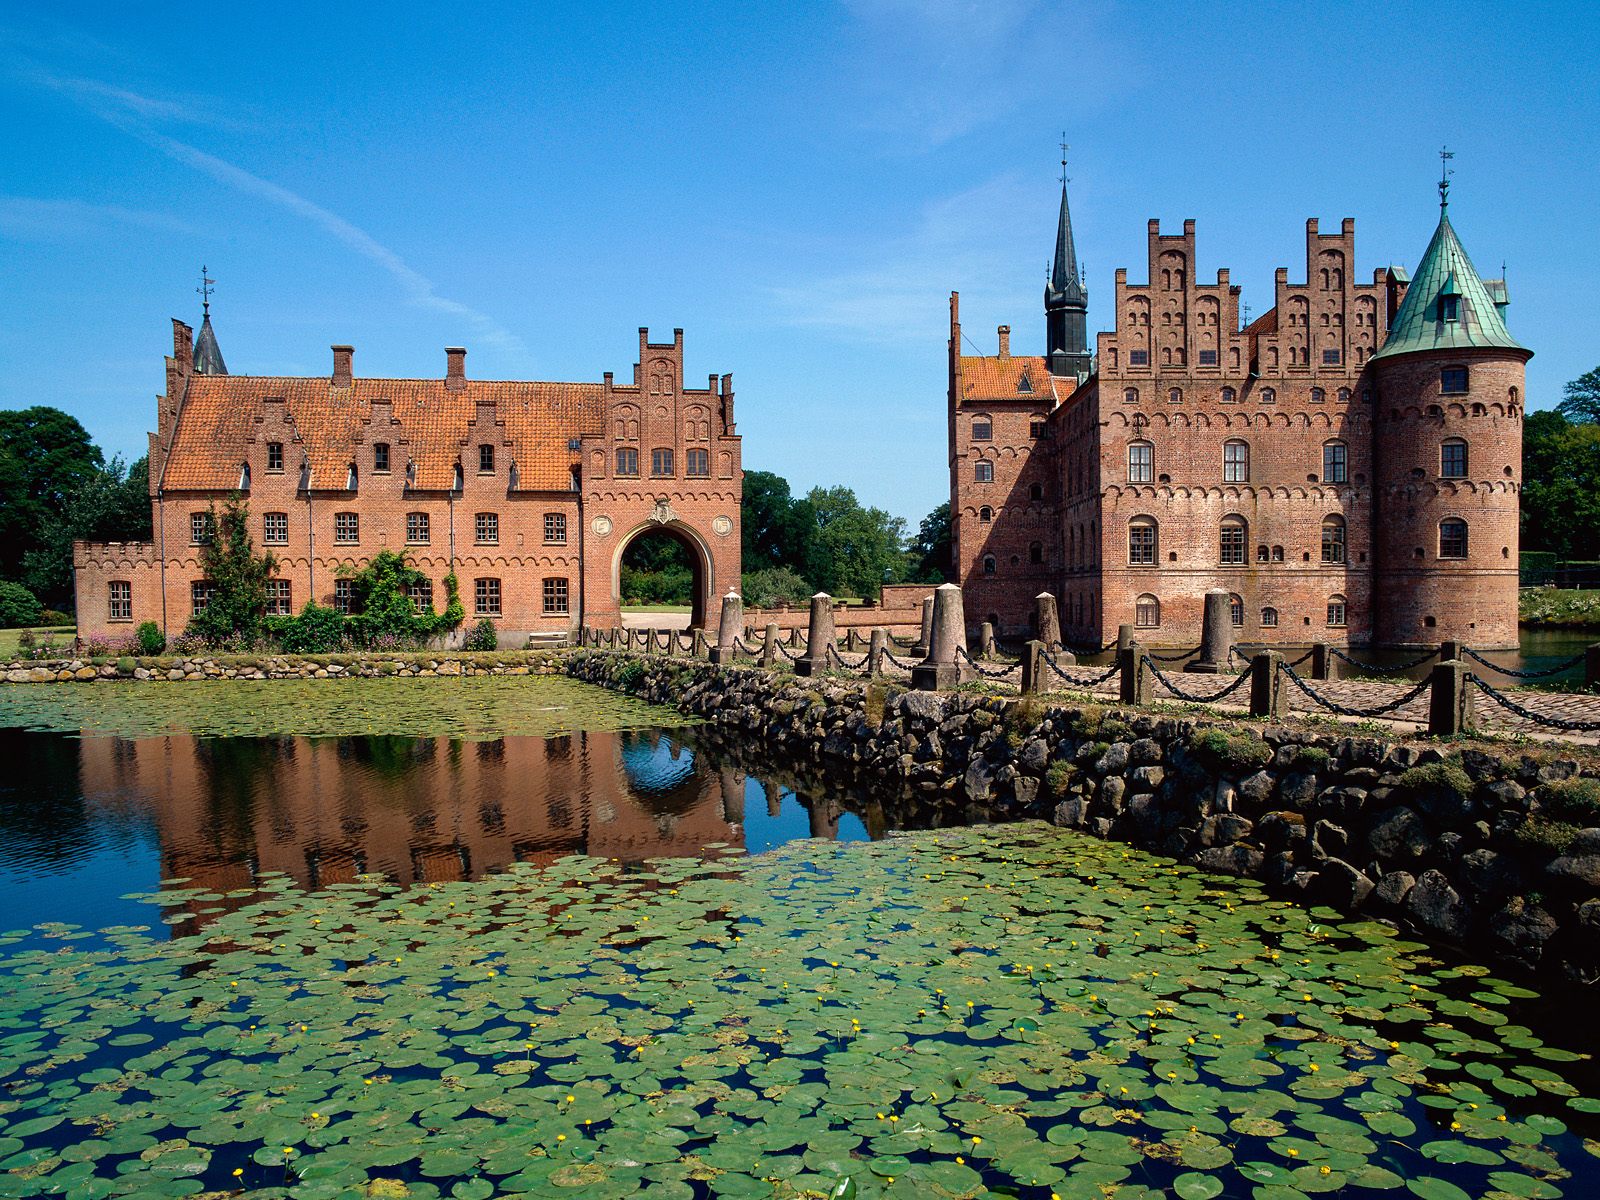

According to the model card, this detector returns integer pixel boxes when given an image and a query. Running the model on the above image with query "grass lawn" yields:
[0,626,76,656]
[621,604,693,613]
[1520,588,1600,629]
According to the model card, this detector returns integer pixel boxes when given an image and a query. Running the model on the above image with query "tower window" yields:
[1220,386,1237,404]
[1440,518,1469,559]
[1220,517,1247,565]
[1259,387,1277,405]
[1128,441,1153,483]
[972,419,992,441]
[1029,541,1043,565]
[1310,388,1326,404]
[974,460,994,483]
[1327,595,1348,627]
[1440,367,1469,394]
[1135,594,1160,628]
[1441,439,1468,478]
[1029,482,1044,501]
[1261,606,1279,628]
[1168,388,1183,404]
[1128,518,1158,565]
[1321,515,1347,564]
[1130,350,1149,366]
[978,506,992,523]
[1441,295,1459,322]
[1223,440,1250,483]
[1229,593,1244,627]
[982,554,996,575]
[1123,387,1139,404]
[1323,440,1348,483]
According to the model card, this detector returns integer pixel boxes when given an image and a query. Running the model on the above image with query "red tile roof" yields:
[957,355,1064,404]
[161,376,607,492]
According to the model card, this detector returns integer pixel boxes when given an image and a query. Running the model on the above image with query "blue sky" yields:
[3,1,1595,527]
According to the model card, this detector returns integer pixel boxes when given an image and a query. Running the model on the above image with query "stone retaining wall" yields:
[566,650,1600,983]
[3,650,566,683]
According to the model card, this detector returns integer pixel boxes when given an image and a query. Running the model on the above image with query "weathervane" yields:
[1438,146,1454,211]
[197,265,216,317]
[1059,132,1069,185]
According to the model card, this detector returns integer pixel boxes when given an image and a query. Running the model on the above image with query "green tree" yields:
[741,469,814,574]
[904,502,952,584]
[741,566,811,608]
[1521,409,1600,560]
[0,407,104,584]
[21,455,152,606]
[1557,366,1600,424]
[187,495,278,645]
[0,581,42,628]
[340,550,464,646]
[801,485,907,600]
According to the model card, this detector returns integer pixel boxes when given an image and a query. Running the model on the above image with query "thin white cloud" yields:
[0,196,202,239]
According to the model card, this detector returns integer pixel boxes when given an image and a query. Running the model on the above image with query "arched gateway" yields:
[72,320,741,645]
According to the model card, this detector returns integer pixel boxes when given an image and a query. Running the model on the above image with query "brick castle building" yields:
[74,313,742,643]
[950,170,1529,648]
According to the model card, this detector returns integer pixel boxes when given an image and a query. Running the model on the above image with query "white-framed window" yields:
[190,581,215,614]
[108,581,132,621]
[1135,593,1160,628]
[544,512,568,544]
[334,511,359,544]
[1223,440,1250,483]
[1327,595,1347,627]
[190,512,214,546]
[408,578,433,613]
[1128,441,1153,483]
[334,579,353,614]
[406,512,430,545]
[1261,606,1279,628]
[974,460,994,483]
[475,512,499,545]
[1229,593,1244,627]
[263,512,288,545]
[1220,516,1247,565]
[1129,518,1158,565]
[266,578,292,616]
[1321,516,1347,564]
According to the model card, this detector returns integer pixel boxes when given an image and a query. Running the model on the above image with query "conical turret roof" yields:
[192,312,228,375]
[1047,181,1086,305]
[1371,206,1526,362]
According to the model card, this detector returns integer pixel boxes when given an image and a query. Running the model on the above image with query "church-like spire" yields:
[1045,138,1090,378]
[192,265,228,375]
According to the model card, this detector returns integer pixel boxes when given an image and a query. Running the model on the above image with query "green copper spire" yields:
[1370,164,1527,363]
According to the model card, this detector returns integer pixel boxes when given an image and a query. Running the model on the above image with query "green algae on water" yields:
[0,823,1595,1199]
[0,675,689,740]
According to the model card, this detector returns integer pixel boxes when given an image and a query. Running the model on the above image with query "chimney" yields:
[331,345,354,388]
[997,325,1011,359]
[446,347,466,391]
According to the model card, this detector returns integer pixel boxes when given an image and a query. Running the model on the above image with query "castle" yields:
[949,169,1529,649]
[72,317,742,643]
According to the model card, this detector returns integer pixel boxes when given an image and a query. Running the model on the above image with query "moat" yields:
[1,677,1596,1199]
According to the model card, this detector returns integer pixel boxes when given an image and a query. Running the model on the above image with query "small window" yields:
[1441,439,1468,478]
[1129,518,1158,565]
[1123,387,1139,404]
[1322,349,1341,365]
[1130,350,1149,366]
[1223,440,1250,483]
[1016,375,1033,394]
[1199,349,1218,365]
[1272,545,1284,562]
[1337,388,1351,404]
[263,512,288,545]
[1321,515,1347,564]
[1260,387,1277,405]
[1168,387,1183,404]
[334,511,359,544]
[1440,367,1469,395]
[345,463,357,491]
[1440,518,1469,559]
[1220,517,1247,565]
[406,511,431,545]
[1310,387,1325,404]
[266,442,284,472]
[266,578,292,616]
[686,448,709,477]
[1029,482,1044,502]
[475,577,501,616]
[982,554,996,575]
[190,512,215,546]
[475,512,499,545]
[542,577,569,615]
[974,460,994,483]
[1261,606,1279,628]
[1135,593,1160,628]
[569,466,580,492]
[544,512,568,544]
[972,419,992,441]
[1229,593,1244,627]
[1327,595,1347,627]
[651,448,674,477]
[479,444,496,473]
[1029,541,1043,565]
[108,580,132,621]
[190,580,215,615]
[334,579,353,615]
[1128,441,1153,483]
[616,447,639,477]
[1441,295,1459,322]
[978,506,993,523]
[1256,543,1269,563]
[1029,420,1046,437]
[373,443,390,473]
[408,578,433,614]
[1323,441,1348,483]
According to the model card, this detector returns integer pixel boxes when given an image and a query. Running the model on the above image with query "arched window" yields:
[1128,440,1153,483]
[978,505,992,523]
[1440,518,1469,559]
[1321,515,1347,564]
[982,554,997,575]
[1272,545,1284,562]
[1223,439,1250,483]
[1256,543,1269,563]
[974,460,994,483]
[1322,440,1348,483]
[1029,482,1044,502]
[1128,517,1158,565]
[1260,387,1277,405]
[1327,595,1348,627]
[1337,388,1351,404]
[1123,387,1139,404]
[1229,594,1244,627]
[1135,594,1161,628]
[1441,439,1468,478]
[1310,387,1325,404]
[1261,606,1279,627]
[971,417,993,442]
[1220,515,1247,565]
[1029,541,1043,565]
[1168,387,1183,404]
[1221,386,1237,404]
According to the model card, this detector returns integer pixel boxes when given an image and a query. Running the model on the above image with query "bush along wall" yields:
[567,650,1600,984]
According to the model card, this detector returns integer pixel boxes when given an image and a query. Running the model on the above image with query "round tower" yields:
[1369,180,1530,649]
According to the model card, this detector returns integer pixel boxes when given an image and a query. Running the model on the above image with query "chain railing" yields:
[956,646,1019,680]
[773,640,802,663]
[732,637,762,659]
[1147,660,1254,704]
[1146,646,1200,663]
[881,646,917,671]
[824,643,875,678]
[1468,674,1600,732]
[1041,650,1119,687]
[1329,647,1438,675]
[1281,660,1431,719]
[1463,647,1589,681]
[1062,638,1120,656]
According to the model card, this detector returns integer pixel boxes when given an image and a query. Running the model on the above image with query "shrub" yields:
[464,618,498,652]
[1539,777,1600,826]
[1045,760,1076,797]
[135,621,166,656]
[84,637,112,656]
[38,609,73,627]
[272,603,345,654]
[16,629,36,650]
[341,552,464,647]
[742,567,812,609]
[1397,761,1473,801]
[116,656,136,674]
[1189,728,1273,772]
[1292,746,1331,771]
[613,660,645,689]
[1512,817,1580,856]
[0,581,43,628]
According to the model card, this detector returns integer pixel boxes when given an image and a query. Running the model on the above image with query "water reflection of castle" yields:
[75,731,847,917]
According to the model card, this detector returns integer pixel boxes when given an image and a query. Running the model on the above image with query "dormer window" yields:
[238,462,251,491]
[1016,375,1033,394]
[373,442,390,473]
[479,444,495,473]
[345,463,357,491]
[452,463,464,492]
[1440,295,1459,322]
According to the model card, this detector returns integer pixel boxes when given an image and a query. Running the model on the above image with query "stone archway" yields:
[610,519,712,629]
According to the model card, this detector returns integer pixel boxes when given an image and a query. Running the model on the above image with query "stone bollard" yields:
[1187,589,1234,674]
[978,622,997,659]
[913,596,935,658]
[1428,660,1477,736]
[1035,592,1062,650]
[710,589,742,665]
[1020,639,1045,696]
[692,628,707,658]
[795,593,836,677]
[1312,643,1335,681]
[912,583,966,691]
[1439,639,1465,666]
[664,628,681,658]
[867,628,888,676]
[1589,643,1600,691]
[719,768,746,824]
[1249,651,1286,718]
[1118,623,1135,653]
[761,623,779,668]
[1119,644,1150,705]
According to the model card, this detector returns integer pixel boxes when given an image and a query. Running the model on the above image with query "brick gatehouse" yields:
[950,169,1528,649]
[74,320,742,643]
